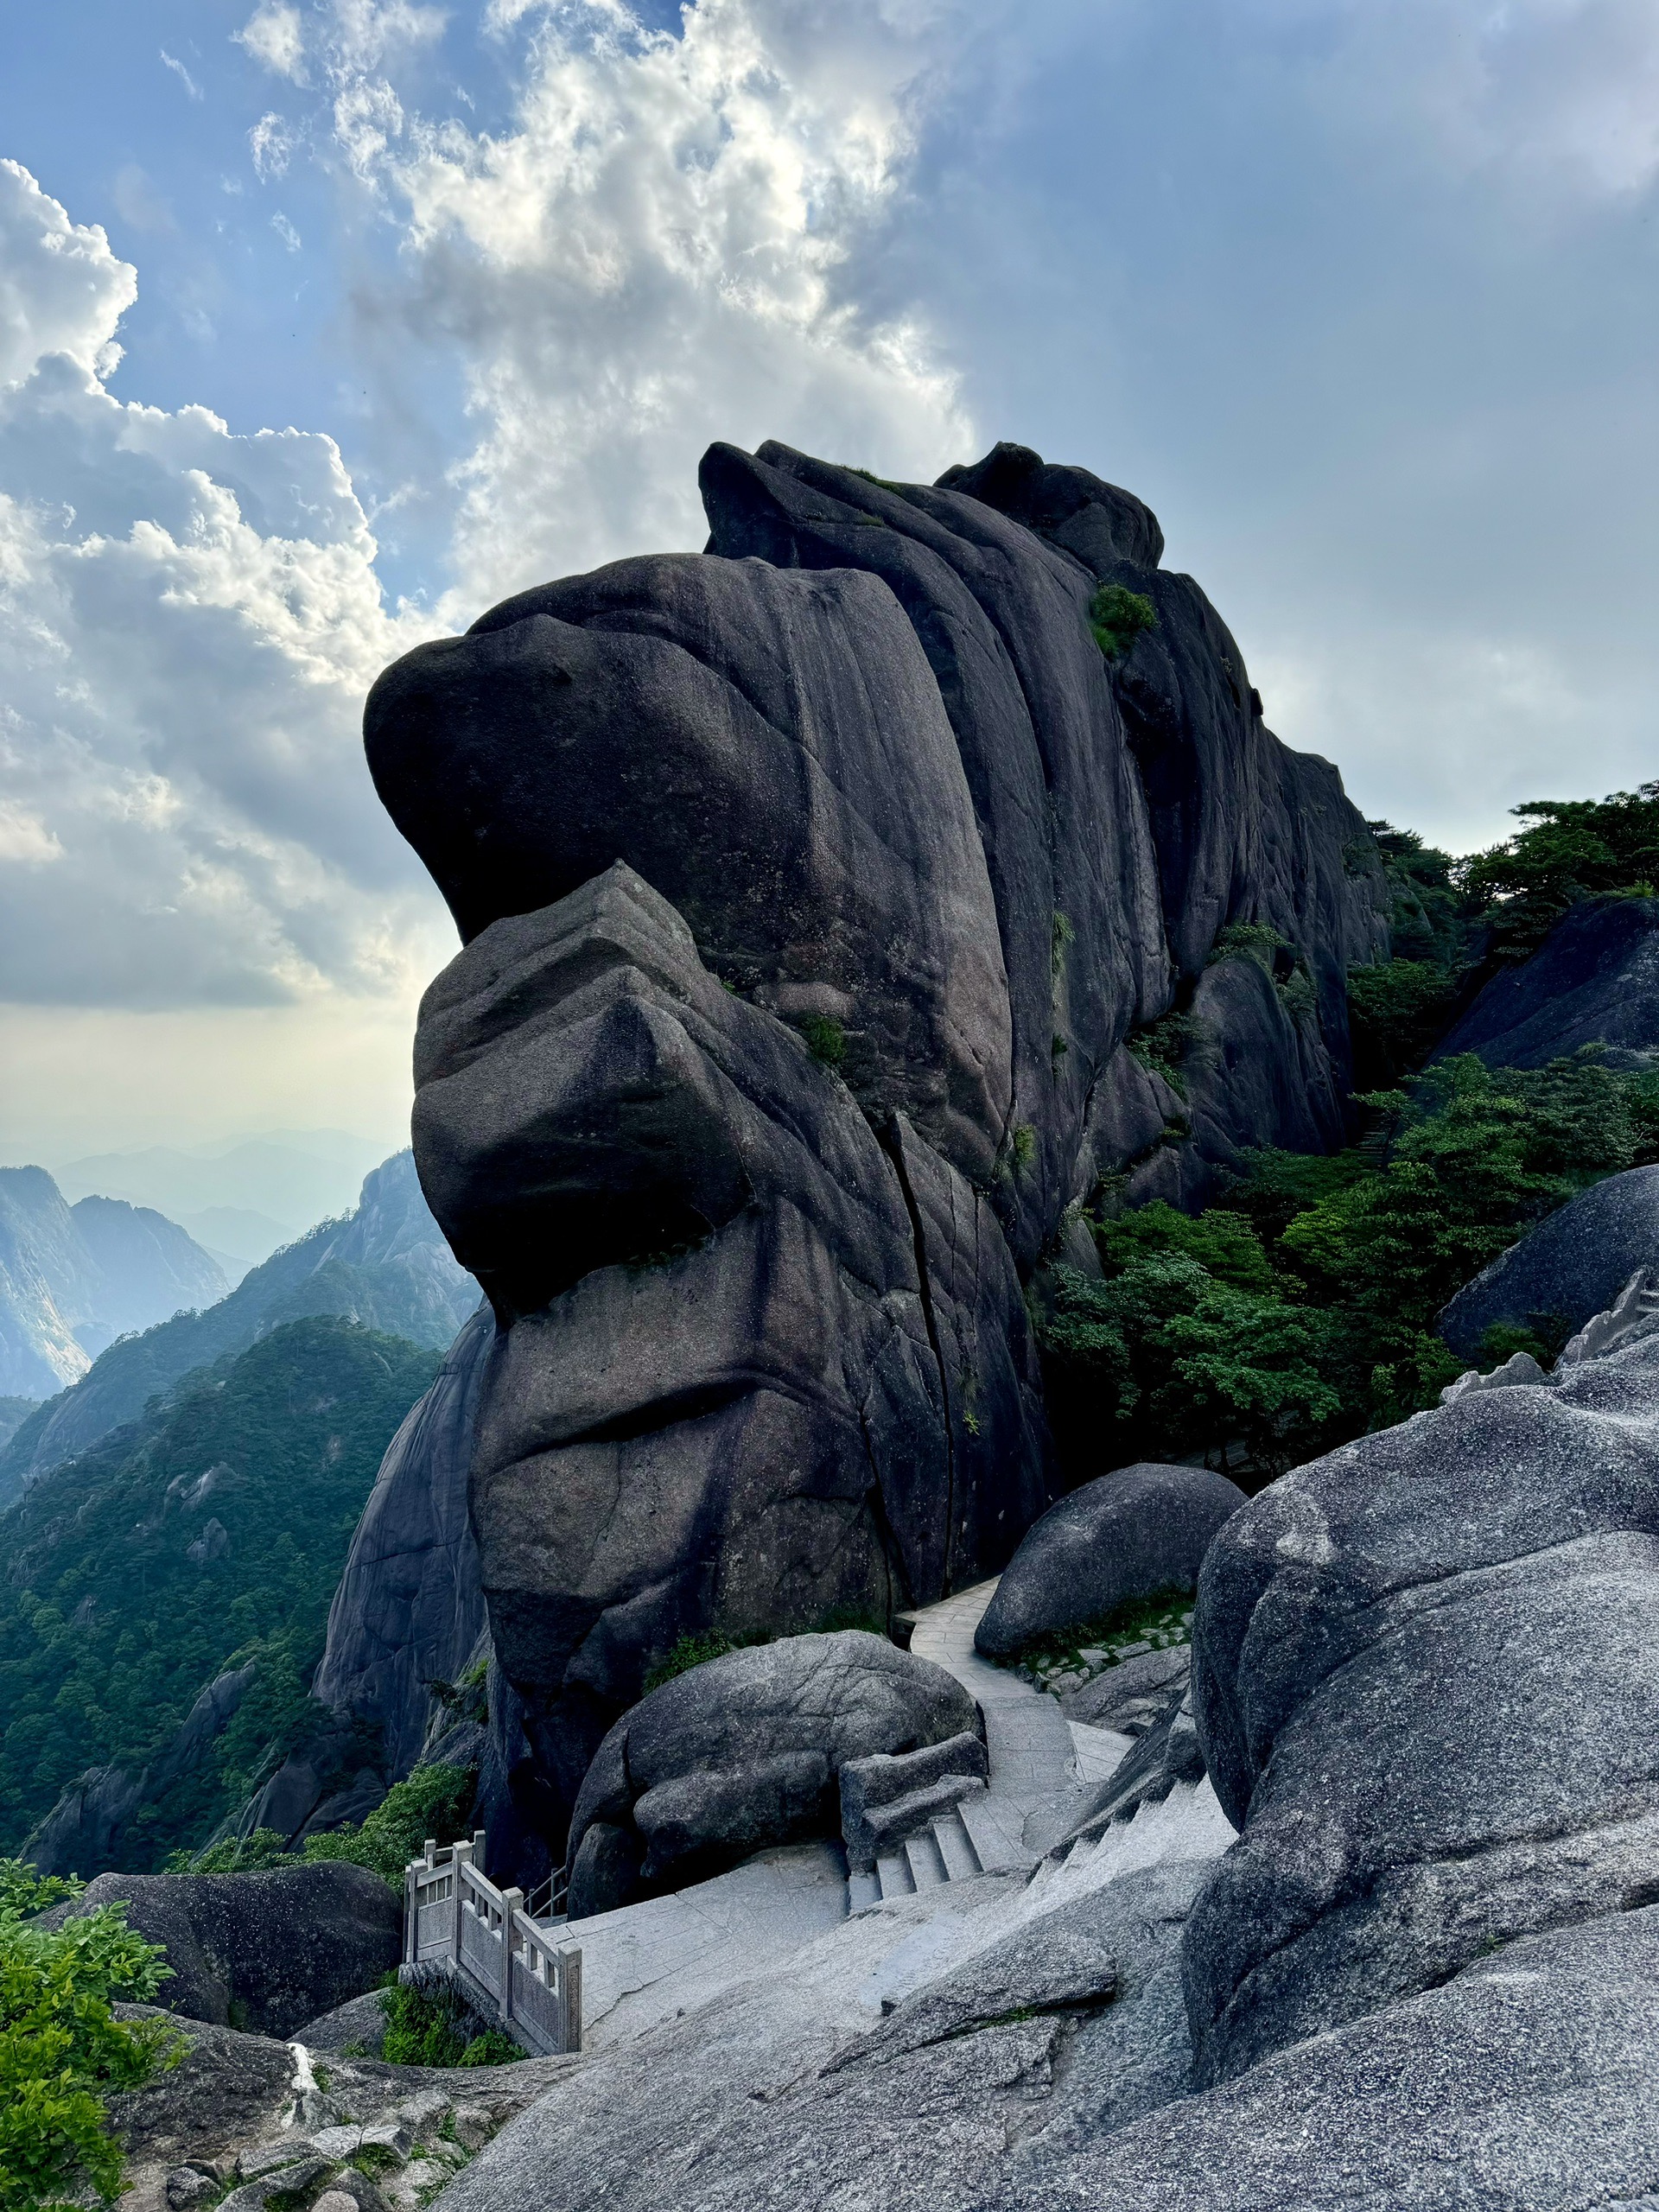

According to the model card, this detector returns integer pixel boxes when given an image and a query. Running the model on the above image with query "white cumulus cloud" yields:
[0,161,448,1013]
[340,0,976,608]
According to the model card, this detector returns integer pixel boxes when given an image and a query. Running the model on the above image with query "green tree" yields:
[0,1859,176,2211]
[1458,783,1659,958]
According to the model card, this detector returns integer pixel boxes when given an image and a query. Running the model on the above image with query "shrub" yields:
[1125,1011,1205,1096]
[301,1764,477,1886]
[0,1859,178,2212]
[167,1827,290,1875]
[1088,583,1158,659]
[1346,958,1460,1087]
[795,1014,846,1068]
[379,1969,524,2069]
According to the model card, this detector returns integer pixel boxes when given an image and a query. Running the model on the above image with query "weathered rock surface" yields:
[1434,894,1659,1071]
[1185,1328,1659,2084]
[107,2005,574,2212]
[565,1630,975,1916]
[362,438,1388,1860]
[411,864,1046,1834]
[1058,1644,1190,1733]
[430,1860,1212,2212]
[975,1462,1244,1658]
[1438,1163,1659,1358]
[976,1905,1659,2210]
[43,1864,401,2037]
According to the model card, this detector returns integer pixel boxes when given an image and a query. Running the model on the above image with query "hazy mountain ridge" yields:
[0,1167,228,1398]
[0,1151,478,1506]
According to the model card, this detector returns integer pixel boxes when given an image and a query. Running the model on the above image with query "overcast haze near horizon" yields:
[1,0,1656,1163]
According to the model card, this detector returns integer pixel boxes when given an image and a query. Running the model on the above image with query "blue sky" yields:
[2,0,1656,1155]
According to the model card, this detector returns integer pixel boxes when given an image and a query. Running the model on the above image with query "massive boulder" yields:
[1434,894,1659,1071]
[564,1630,976,1916]
[976,1462,1245,1658]
[42,1865,402,2037]
[1438,1164,1659,1358]
[1183,1326,1659,2084]
[409,863,1046,1827]
[362,439,1389,1853]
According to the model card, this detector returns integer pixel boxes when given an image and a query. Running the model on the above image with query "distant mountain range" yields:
[0,1169,228,1398]
[48,1129,391,1272]
[0,1150,479,1510]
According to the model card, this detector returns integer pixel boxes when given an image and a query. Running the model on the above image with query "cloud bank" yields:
[0,158,444,1013]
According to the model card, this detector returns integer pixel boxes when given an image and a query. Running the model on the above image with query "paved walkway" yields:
[906,1579,1129,1857]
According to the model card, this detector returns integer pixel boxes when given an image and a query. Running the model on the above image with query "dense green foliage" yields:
[297,1764,476,1885]
[380,1974,524,2069]
[172,1763,476,1885]
[1460,782,1659,959]
[0,1858,177,2211]
[1041,1052,1659,1479]
[0,1319,441,1869]
[1088,583,1158,658]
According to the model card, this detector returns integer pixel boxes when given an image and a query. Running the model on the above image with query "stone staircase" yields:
[849,1578,1135,1908]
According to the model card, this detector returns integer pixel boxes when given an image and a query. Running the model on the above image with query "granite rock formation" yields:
[974,1461,1245,1658]
[1434,893,1659,1071]
[43,1864,402,2038]
[1437,1163,1659,1358]
[564,1630,976,1916]
[363,439,1389,1853]
[1185,1324,1659,2083]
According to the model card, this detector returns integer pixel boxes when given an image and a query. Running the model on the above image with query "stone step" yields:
[848,1868,881,1913]
[932,1810,982,1883]
[905,1828,949,1890]
[875,1849,917,1899]
[958,1793,1038,1877]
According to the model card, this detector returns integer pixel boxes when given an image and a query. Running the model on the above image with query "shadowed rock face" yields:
[1439,1165,1659,1359]
[364,442,1389,1852]
[1434,894,1659,1072]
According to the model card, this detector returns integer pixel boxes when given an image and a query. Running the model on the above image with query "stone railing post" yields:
[499,1888,524,2026]
[450,1839,473,1963]
[561,1948,582,2054]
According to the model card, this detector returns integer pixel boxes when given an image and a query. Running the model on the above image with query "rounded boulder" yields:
[1439,1166,1659,1361]
[564,1630,976,1918]
[974,1462,1246,1660]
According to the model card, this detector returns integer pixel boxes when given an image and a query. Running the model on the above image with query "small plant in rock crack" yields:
[998,1586,1197,1687]
[1088,583,1158,659]
[795,1014,847,1068]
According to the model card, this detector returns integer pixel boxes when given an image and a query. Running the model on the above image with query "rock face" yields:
[363,439,1389,1853]
[2,1151,476,1495]
[975,1462,1245,1658]
[1434,894,1659,1070]
[1438,1164,1659,1358]
[43,1864,402,2037]
[23,1663,257,1878]
[564,1630,976,1916]
[1184,1326,1659,2084]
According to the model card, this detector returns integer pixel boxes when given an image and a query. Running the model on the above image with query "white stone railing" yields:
[404,1830,582,2056]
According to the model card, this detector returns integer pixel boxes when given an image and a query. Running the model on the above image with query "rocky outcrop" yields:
[23,1663,257,1878]
[974,1462,1245,1658]
[1,1151,476,1493]
[410,864,1046,1834]
[564,1630,976,1916]
[43,1864,402,2037]
[362,439,1389,1857]
[1438,1163,1659,1358]
[106,2007,573,2212]
[1434,894,1659,1071]
[1184,1325,1659,2084]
